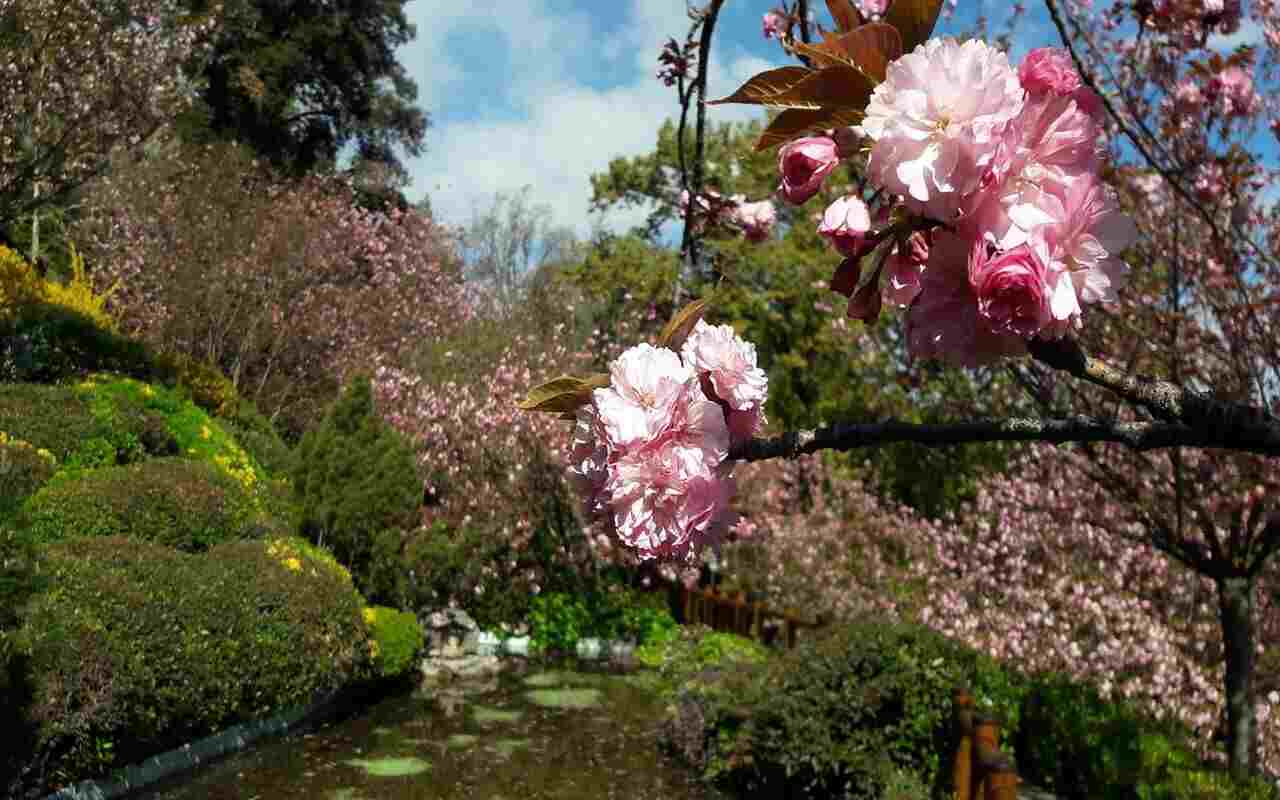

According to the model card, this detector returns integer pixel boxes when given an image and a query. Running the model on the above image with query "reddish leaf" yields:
[841,23,902,83]
[830,257,862,297]
[883,0,944,54]
[825,0,863,32]
[754,106,865,151]
[709,66,814,106]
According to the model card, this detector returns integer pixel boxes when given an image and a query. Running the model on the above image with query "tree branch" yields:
[729,414,1280,462]
[1026,337,1278,448]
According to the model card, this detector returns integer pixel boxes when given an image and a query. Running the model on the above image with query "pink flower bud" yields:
[762,10,787,40]
[777,136,840,205]
[817,195,874,257]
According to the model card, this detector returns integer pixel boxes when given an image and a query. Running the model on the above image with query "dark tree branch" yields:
[1027,338,1278,446]
[729,414,1280,462]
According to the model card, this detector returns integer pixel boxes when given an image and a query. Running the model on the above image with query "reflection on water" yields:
[136,667,726,800]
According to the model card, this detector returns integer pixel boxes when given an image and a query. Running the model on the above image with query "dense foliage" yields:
[362,605,425,680]
[18,458,271,550]
[294,375,420,605]
[12,536,370,792]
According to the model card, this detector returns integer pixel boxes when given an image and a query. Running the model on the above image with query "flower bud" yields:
[777,136,840,205]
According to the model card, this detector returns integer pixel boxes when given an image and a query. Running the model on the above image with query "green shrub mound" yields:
[677,616,1016,799]
[15,536,372,791]
[0,436,57,521]
[363,605,424,679]
[527,588,679,655]
[0,384,102,463]
[19,458,275,550]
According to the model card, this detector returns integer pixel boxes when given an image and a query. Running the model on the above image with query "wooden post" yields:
[971,713,999,800]
[983,754,1020,800]
[953,688,974,800]
[786,614,797,649]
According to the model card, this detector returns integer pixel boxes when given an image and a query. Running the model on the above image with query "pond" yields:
[135,666,728,800]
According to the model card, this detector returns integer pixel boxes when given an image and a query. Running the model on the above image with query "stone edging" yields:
[40,689,345,800]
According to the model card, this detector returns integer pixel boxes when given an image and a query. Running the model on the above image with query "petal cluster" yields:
[808,41,1135,366]
[569,321,768,563]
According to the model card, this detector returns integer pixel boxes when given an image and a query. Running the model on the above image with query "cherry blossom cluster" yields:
[567,320,768,564]
[678,188,778,242]
[779,41,1138,366]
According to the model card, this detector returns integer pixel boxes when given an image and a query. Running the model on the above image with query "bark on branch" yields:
[1027,337,1280,451]
[729,414,1280,463]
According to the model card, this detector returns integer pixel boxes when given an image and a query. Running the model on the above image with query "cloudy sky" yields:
[392,1,1272,239]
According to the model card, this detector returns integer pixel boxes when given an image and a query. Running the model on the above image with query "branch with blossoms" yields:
[523,0,1279,569]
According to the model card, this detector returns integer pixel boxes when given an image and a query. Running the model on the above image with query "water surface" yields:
[137,667,726,800]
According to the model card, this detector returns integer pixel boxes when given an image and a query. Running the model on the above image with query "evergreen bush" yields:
[293,375,420,605]
[19,458,271,551]
[13,536,371,794]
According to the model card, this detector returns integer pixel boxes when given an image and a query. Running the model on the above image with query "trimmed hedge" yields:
[363,605,425,679]
[19,458,273,551]
[0,434,57,521]
[14,536,372,793]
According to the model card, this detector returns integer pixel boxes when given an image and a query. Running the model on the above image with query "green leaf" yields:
[883,0,944,54]
[658,299,709,351]
[516,374,610,414]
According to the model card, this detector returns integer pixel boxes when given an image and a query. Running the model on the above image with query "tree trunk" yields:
[1217,574,1257,779]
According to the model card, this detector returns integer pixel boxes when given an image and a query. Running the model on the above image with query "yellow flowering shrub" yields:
[361,605,424,678]
[264,536,354,587]
[0,243,117,331]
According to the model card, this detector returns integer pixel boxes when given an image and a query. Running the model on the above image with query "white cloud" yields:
[398,0,769,238]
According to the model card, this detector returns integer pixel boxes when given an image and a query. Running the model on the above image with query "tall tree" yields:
[178,0,427,178]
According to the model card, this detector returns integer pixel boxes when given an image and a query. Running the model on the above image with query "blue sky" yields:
[394,1,1273,238]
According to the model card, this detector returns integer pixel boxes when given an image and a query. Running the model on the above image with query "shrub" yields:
[1013,674,1280,800]
[0,433,56,521]
[294,375,421,605]
[680,617,1025,800]
[0,303,150,385]
[526,588,680,655]
[14,536,371,794]
[0,381,177,471]
[363,605,424,679]
[19,458,270,551]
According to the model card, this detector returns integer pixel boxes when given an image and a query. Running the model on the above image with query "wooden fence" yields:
[669,582,827,649]
[952,686,1022,800]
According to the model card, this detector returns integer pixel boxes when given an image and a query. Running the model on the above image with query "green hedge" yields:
[19,458,274,551]
[14,536,372,793]
[363,605,424,679]
[0,435,57,522]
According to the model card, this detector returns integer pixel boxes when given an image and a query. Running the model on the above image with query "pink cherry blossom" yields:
[592,343,694,450]
[762,9,787,40]
[777,136,840,205]
[906,231,1027,365]
[882,232,930,308]
[969,239,1053,337]
[855,0,891,17]
[680,319,769,413]
[733,199,777,242]
[1207,65,1260,118]
[817,195,875,257]
[606,438,735,562]
[1018,47,1083,96]
[861,37,1024,221]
